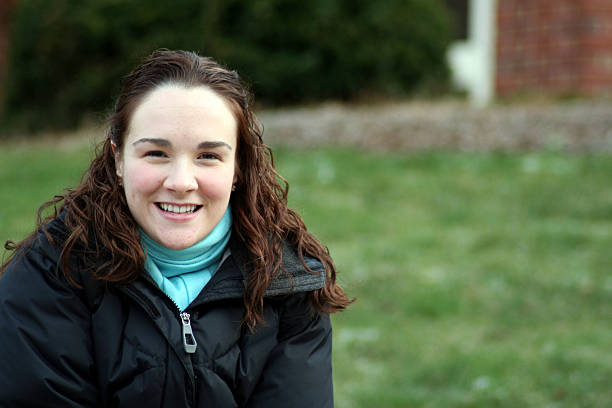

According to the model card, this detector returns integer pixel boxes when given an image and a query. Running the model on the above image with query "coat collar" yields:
[45,213,325,309]
[188,233,326,306]
[118,230,326,314]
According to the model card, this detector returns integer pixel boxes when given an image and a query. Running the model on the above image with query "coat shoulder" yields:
[229,235,326,296]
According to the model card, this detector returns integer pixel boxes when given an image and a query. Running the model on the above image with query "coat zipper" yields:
[121,283,198,407]
[136,272,199,355]
[174,306,197,408]
[121,285,198,355]
[147,285,198,407]
[180,312,197,354]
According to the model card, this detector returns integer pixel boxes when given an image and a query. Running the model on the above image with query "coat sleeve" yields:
[0,240,99,407]
[247,293,334,408]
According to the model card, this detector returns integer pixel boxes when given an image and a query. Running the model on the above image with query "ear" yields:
[233,172,242,190]
[233,160,240,186]
[232,164,240,187]
[112,142,123,179]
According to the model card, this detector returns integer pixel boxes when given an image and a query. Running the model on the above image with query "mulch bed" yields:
[258,99,612,152]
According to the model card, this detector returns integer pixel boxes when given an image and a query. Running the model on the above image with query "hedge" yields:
[1,0,452,133]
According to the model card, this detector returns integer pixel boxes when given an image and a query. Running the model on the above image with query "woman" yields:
[0,49,351,407]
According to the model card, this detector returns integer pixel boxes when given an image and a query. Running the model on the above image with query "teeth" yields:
[159,203,197,214]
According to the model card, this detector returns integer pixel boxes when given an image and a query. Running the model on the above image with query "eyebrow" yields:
[132,138,170,147]
[132,138,232,151]
[197,141,233,151]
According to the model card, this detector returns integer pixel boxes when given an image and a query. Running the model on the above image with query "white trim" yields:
[447,0,498,107]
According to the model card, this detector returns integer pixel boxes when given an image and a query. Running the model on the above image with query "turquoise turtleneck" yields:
[140,207,232,311]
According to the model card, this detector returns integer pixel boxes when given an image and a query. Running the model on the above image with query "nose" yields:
[163,160,198,193]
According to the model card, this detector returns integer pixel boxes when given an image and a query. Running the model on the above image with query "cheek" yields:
[124,162,162,199]
[198,170,235,199]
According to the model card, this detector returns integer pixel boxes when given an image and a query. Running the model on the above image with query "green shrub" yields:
[208,0,452,102]
[2,0,205,132]
[2,0,451,133]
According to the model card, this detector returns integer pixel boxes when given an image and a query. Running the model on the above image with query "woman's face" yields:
[115,84,237,250]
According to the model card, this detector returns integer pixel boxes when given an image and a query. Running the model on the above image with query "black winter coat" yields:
[0,216,333,407]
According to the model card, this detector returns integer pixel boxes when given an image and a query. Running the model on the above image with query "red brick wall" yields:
[496,0,612,96]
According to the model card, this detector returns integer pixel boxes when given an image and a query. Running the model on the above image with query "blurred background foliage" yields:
[1,0,452,133]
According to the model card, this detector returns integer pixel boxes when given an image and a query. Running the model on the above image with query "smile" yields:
[156,203,202,214]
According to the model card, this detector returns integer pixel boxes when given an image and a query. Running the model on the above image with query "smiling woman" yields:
[115,85,237,250]
[0,49,352,407]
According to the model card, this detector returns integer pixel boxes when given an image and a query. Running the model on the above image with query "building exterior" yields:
[497,0,612,96]
[447,0,497,107]
[448,0,612,106]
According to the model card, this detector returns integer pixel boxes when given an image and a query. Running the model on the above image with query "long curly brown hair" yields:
[2,49,351,327]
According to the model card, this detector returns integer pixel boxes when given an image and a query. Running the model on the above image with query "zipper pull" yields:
[180,312,197,354]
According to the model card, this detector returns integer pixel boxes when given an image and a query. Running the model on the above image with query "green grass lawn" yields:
[2,141,611,407]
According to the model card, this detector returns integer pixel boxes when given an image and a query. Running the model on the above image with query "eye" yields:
[144,150,167,158]
[198,152,221,161]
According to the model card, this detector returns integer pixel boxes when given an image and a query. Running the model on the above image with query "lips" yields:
[156,203,203,214]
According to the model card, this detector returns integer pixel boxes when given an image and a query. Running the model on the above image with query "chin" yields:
[163,240,196,250]
[153,232,200,250]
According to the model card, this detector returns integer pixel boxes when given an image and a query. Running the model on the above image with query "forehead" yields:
[126,84,238,146]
